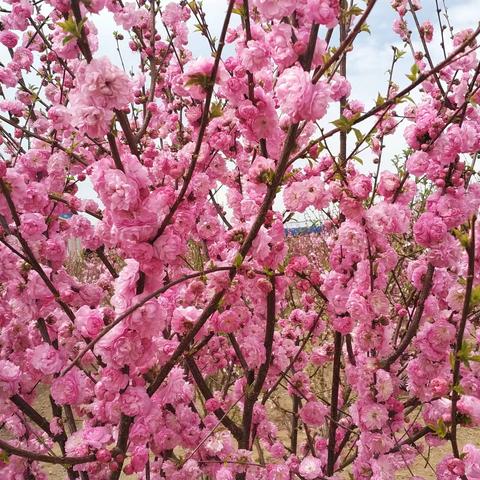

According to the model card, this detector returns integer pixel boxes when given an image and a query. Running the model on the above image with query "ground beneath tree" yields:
[4,389,478,479]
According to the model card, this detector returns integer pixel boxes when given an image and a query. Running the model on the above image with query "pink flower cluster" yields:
[0,0,479,479]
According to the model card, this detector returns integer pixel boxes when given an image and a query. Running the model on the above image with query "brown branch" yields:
[381,263,435,369]
[48,193,103,221]
[0,115,87,166]
[10,395,56,440]
[407,0,450,105]
[312,0,378,83]
[95,246,118,279]
[0,437,95,465]
[107,133,125,172]
[62,266,232,374]
[209,190,232,229]
[70,0,93,62]
[150,0,235,244]
[326,331,343,475]
[115,110,139,157]
[185,356,242,440]
[451,216,476,459]
[240,277,276,458]
[294,25,480,162]
[109,414,132,480]
[262,312,322,404]
[0,179,76,321]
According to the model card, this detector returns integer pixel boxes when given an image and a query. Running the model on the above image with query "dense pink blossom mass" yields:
[1,0,480,479]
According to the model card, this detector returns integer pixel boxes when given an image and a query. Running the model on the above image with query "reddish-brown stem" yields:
[150,0,235,245]
[0,179,76,321]
[62,266,232,374]
[381,264,435,369]
[185,356,242,440]
[0,437,95,465]
[450,216,476,459]
[312,0,378,83]
[295,25,480,161]
[326,331,343,475]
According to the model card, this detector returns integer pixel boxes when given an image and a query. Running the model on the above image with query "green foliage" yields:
[185,73,212,90]
[406,63,420,82]
[57,15,87,45]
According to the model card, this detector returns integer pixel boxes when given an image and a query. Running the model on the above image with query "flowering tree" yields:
[1,0,480,478]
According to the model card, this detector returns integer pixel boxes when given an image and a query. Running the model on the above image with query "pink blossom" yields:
[377,171,400,198]
[82,426,112,449]
[330,74,351,101]
[153,228,183,263]
[414,212,448,247]
[30,344,63,375]
[366,202,410,234]
[457,395,480,426]
[299,401,328,427]
[298,455,323,480]
[74,57,133,110]
[51,368,91,405]
[349,174,372,199]
[304,0,340,27]
[284,178,330,212]
[113,3,147,29]
[463,444,480,479]
[251,0,295,19]
[357,402,389,430]
[421,21,434,42]
[19,213,47,240]
[75,306,105,338]
[120,386,152,417]
[375,370,394,402]
[242,40,270,72]
[0,31,18,49]
[216,466,234,480]
[0,360,20,388]
[71,103,113,137]
[267,24,297,69]
[183,57,228,100]
[276,66,331,122]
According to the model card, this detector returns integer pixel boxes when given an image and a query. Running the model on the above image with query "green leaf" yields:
[233,253,244,268]
[452,227,469,248]
[375,93,385,107]
[435,418,448,438]
[349,5,364,16]
[449,351,456,369]
[352,156,364,165]
[259,169,275,185]
[393,47,406,60]
[453,384,465,395]
[353,128,364,144]
[57,16,87,39]
[232,5,246,16]
[427,419,448,439]
[471,285,480,309]
[62,34,74,45]
[331,116,354,133]
[185,73,211,90]
[342,4,363,21]
[210,101,223,119]
[406,63,420,82]
[360,23,371,34]
[457,341,475,368]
